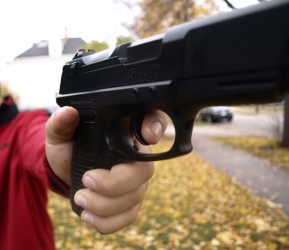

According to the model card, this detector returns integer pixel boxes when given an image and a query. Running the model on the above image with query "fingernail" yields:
[75,194,87,208]
[82,211,94,225]
[151,122,162,140]
[83,175,95,189]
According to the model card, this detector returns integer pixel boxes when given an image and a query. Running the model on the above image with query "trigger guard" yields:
[133,112,150,146]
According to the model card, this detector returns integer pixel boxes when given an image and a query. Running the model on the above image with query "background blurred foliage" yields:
[83,41,109,52]
[84,36,133,52]
[0,81,20,103]
[132,0,219,38]
[116,36,133,45]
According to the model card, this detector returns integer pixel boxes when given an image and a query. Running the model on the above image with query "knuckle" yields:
[128,204,141,224]
[94,205,141,235]
[144,162,155,180]
[96,223,112,235]
[132,184,147,205]
[89,169,116,197]
[100,179,117,197]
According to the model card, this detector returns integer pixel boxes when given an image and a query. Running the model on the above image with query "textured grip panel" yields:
[71,160,93,215]
[70,110,122,216]
[70,110,109,215]
[71,111,101,215]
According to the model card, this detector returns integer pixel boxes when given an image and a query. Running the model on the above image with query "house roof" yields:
[16,38,87,58]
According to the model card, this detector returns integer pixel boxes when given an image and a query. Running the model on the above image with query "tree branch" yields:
[223,0,236,9]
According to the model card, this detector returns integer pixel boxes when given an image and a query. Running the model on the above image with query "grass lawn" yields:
[230,105,283,116]
[48,140,289,250]
[214,136,289,171]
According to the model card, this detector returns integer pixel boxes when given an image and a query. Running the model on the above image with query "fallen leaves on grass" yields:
[214,136,289,170]
[48,140,289,249]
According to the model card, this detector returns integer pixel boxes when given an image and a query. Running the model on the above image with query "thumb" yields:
[45,106,79,185]
[46,106,79,144]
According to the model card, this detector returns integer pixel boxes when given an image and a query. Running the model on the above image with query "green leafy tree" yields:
[84,40,109,52]
[116,36,133,45]
[132,0,219,38]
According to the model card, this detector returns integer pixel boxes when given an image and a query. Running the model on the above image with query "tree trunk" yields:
[281,95,289,147]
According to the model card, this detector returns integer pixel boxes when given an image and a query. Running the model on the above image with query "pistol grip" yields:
[70,110,121,216]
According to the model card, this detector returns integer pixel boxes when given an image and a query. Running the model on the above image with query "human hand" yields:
[45,107,167,234]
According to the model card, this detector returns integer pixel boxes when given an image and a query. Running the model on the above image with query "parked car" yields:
[199,106,233,123]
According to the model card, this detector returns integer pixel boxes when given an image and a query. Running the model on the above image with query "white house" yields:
[8,37,86,110]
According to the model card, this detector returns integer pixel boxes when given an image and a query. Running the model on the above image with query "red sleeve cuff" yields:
[44,157,70,198]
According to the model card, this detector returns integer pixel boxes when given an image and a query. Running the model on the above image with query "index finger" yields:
[141,110,168,145]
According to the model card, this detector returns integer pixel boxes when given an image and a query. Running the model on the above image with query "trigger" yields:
[133,112,150,146]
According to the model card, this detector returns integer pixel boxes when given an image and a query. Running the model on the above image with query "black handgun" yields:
[56,0,289,216]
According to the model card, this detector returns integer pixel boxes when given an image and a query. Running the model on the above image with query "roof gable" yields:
[16,38,87,58]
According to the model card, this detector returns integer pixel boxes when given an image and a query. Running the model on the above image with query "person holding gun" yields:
[0,83,167,250]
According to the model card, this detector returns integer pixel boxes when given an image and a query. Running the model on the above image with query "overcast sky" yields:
[0,0,261,62]
[0,0,138,62]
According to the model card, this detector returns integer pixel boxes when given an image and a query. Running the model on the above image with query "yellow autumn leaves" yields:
[214,136,289,170]
[48,140,289,249]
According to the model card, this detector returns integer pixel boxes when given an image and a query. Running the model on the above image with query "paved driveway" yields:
[192,133,289,215]
[165,114,289,215]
